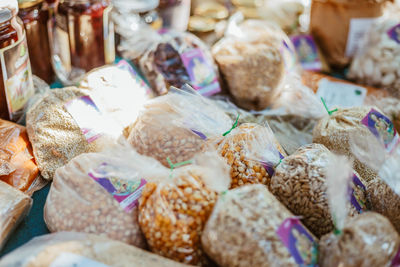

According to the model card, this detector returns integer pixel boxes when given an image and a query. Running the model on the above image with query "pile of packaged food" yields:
[1,0,400,266]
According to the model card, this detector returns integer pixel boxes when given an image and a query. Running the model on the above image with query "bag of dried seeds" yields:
[138,151,230,266]
[119,23,221,96]
[44,144,166,248]
[201,184,319,267]
[270,144,368,237]
[212,15,297,111]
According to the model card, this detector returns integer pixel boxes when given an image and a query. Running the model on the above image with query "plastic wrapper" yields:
[123,87,233,167]
[138,152,230,266]
[0,232,191,267]
[212,16,297,111]
[0,120,39,193]
[0,181,32,251]
[310,0,390,68]
[201,184,319,267]
[119,24,221,96]
[44,145,167,248]
[270,144,367,237]
[348,16,400,92]
[319,212,400,267]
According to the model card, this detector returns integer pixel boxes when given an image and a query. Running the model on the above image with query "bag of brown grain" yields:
[0,232,191,267]
[270,144,368,237]
[310,0,390,68]
[201,184,319,267]
[138,151,230,266]
[44,144,168,248]
[0,181,32,250]
[212,15,298,111]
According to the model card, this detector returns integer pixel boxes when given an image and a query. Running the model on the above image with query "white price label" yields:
[50,253,110,267]
[346,17,380,57]
[316,79,367,109]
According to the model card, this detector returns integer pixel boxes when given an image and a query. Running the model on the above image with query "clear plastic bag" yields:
[270,144,367,237]
[44,144,167,248]
[0,181,32,251]
[212,15,298,111]
[0,232,190,267]
[0,119,39,193]
[201,184,319,267]
[138,151,230,266]
[348,15,400,92]
[119,23,221,96]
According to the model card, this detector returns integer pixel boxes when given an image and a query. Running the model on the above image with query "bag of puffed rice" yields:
[44,144,166,248]
[201,184,319,267]
[0,232,191,267]
[138,151,230,266]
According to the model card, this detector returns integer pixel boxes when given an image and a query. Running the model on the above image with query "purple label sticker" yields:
[277,217,318,266]
[361,109,400,153]
[260,151,284,177]
[387,24,400,44]
[349,174,367,213]
[180,48,221,96]
[191,129,207,140]
[392,246,400,266]
[64,96,103,143]
[116,60,151,95]
[291,35,322,71]
[89,163,147,213]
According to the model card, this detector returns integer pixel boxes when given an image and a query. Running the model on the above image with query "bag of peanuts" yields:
[0,181,32,250]
[138,151,230,266]
[348,15,400,92]
[270,143,368,237]
[310,0,391,68]
[0,119,39,193]
[0,232,191,267]
[119,23,221,97]
[44,144,167,248]
[201,184,319,267]
[212,15,298,111]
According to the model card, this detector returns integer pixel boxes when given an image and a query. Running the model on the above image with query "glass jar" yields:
[0,2,34,122]
[51,0,115,85]
[158,0,191,31]
[18,0,55,83]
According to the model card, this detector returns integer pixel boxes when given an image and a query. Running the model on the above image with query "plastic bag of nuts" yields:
[348,16,400,92]
[201,184,319,267]
[44,145,166,248]
[270,144,368,237]
[138,151,230,266]
[211,122,286,189]
[123,87,233,168]
[319,212,400,267]
[212,16,297,111]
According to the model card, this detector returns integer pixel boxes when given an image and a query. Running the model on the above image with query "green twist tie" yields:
[333,228,342,236]
[275,158,283,168]
[223,114,240,136]
[166,157,192,178]
[321,97,338,116]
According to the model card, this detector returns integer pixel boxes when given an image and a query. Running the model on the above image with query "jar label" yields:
[387,24,400,44]
[349,174,367,213]
[346,17,380,57]
[0,33,34,121]
[50,252,110,267]
[276,217,318,266]
[180,48,221,96]
[362,108,400,153]
[291,35,322,71]
[88,163,147,212]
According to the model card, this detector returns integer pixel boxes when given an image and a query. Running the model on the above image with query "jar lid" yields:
[112,0,159,13]
[0,8,12,24]
[18,0,43,9]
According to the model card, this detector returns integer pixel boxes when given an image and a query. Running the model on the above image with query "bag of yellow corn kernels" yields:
[138,151,230,266]
[123,86,233,168]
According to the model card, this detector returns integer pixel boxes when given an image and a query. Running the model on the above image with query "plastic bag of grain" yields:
[0,232,191,267]
[270,144,368,237]
[138,151,230,266]
[0,181,32,250]
[201,184,319,267]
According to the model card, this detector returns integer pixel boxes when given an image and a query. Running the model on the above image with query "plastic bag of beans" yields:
[123,87,233,168]
[44,145,166,248]
[319,212,400,267]
[270,144,368,238]
[119,23,221,96]
[138,151,230,266]
[201,184,319,267]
